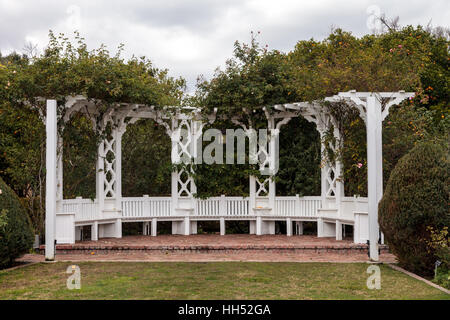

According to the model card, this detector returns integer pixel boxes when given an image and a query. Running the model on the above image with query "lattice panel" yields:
[325,166,337,197]
[103,135,117,198]
[175,119,192,163]
[257,140,270,172]
[256,177,270,197]
[177,169,194,197]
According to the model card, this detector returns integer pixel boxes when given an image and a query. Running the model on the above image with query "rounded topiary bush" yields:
[379,141,449,277]
[0,177,34,269]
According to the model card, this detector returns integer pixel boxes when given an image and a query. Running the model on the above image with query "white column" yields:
[142,222,149,235]
[91,221,98,241]
[318,129,328,207]
[190,120,200,214]
[366,96,380,261]
[184,216,190,235]
[286,218,292,236]
[114,129,123,212]
[171,172,178,215]
[335,220,342,240]
[268,178,276,210]
[296,221,304,235]
[317,217,324,237]
[45,100,57,261]
[114,128,123,238]
[268,127,277,210]
[219,195,226,216]
[171,119,179,215]
[256,216,262,236]
[220,218,225,235]
[75,227,82,241]
[56,133,63,213]
[151,218,157,236]
[376,107,384,246]
[334,129,344,216]
[96,140,105,218]
[249,176,256,212]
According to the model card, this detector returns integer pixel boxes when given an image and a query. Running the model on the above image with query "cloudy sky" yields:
[1,0,448,92]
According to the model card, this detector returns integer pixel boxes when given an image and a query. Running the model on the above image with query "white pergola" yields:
[45,91,413,261]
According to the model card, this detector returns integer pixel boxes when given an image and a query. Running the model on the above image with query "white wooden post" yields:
[249,176,256,213]
[375,109,385,246]
[366,96,380,260]
[296,221,304,235]
[142,195,150,235]
[268,126,277,210]
[334,128,344,217]
[76,196,82,221]
[171,118,179,215]
[56,133,63,213]
[96,140,105,219]
[268,178,276,210]
[142,222,148,235]
[171,172,178,215]
[317,217,324,237]
[286,218,292,236]
[45,100,57,261]
[295,194,300,216]
[335,220,343,240]
[143,194,150,211]
[114,128,123,238]
[143,195,151,226]
[151,218,157,236]
[184,216,190,235]
[256,216,262,236]
[92,221,98,241]
[317,128,328,207]
[220,195,226,216]
[190,120,201,215]
[220,217,225,236]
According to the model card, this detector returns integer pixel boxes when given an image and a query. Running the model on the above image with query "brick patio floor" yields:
[26,234,396,263]
[53,234,363,248]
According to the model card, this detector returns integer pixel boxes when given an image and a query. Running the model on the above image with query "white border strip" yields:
[388,263,449,294]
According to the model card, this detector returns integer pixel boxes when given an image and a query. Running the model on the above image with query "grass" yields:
[0,262,448,300]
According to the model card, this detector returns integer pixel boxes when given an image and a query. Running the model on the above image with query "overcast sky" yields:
[1,0,448,92]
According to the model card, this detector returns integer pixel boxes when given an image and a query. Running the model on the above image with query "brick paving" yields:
[19,251,396,263]
[52,234,362,247]
[25,234,396,263]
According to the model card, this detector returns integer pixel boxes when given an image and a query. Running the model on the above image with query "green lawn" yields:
[0,262,448,300]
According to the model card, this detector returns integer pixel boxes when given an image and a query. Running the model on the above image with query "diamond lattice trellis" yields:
[175,119,193,163]
[177,169,194,197]
[325,166,337,197]
[256,177,270,197]
[103,134,117,198]
[257,141,270,172]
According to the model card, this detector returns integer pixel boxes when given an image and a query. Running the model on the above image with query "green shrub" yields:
[426,226,450,288]
[434,255,450,289]
[0,177,34,269]
[379,141,449,277]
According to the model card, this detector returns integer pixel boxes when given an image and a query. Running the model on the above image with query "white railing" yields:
[62,198,98,222]
[197,197,221,216]
[61,195,322,222]
[121,196,171,218]
[121,197,144,218]
[274,196,321,217]
[197,197,249,216]
[226,197,249,216]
